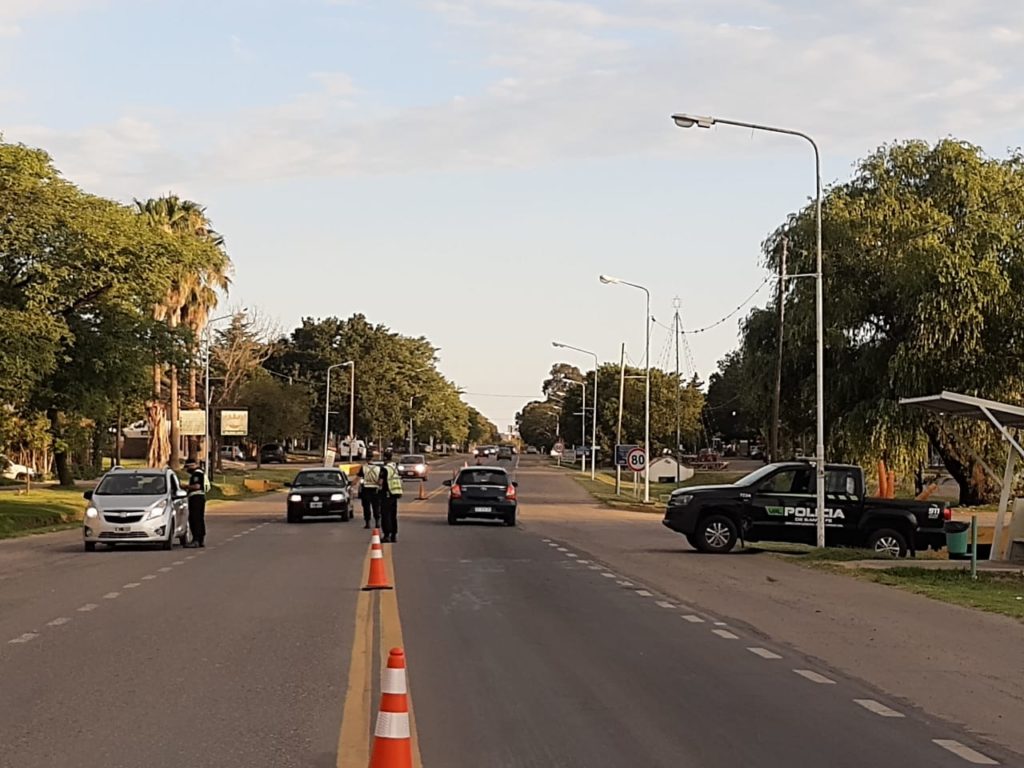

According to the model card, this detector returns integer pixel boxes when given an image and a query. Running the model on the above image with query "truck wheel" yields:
[867,528,908,558]
[695,515,738,554]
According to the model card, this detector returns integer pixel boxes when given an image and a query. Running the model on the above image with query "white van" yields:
[338,439,367,460]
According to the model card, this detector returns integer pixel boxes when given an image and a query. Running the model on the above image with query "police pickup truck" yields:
[663,461,950,557]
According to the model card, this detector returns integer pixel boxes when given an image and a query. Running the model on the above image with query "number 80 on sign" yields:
[626,447,646,472]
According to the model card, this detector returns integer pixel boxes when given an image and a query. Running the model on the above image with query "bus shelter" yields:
[899,391,1024,560]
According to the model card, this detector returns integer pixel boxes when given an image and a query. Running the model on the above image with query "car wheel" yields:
[179,523,193,548]
[84,541,96,552]
[447,511,459,525]
[866,527,908,558]
[162,526,174,550]
[694,514,738,554]
[340,503,351,522]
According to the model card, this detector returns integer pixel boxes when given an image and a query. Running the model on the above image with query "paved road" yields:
[0,454,1017,767]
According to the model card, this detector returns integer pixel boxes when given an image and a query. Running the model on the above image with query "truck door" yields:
[825,467,862,545]
[749,466,815,544]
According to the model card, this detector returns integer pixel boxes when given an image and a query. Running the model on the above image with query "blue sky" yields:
[4,0,1024,429]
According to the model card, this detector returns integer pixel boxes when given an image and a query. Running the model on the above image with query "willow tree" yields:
[760,139,1024,504]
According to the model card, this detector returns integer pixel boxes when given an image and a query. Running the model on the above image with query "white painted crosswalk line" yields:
[932,740,998,765]
[853,699,904,718]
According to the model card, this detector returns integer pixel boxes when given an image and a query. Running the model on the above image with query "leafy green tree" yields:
[516,401,560,450]
[237,377,310,468]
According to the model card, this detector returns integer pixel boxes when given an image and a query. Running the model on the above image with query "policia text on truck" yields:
[663,461,950,556]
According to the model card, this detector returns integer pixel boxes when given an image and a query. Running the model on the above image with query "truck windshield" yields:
[733,464,789,487]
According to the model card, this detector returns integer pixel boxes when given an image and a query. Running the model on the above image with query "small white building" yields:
[642,456,693,484]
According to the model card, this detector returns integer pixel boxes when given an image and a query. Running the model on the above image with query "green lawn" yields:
[861,568,1024,622]
[0,487,87,539]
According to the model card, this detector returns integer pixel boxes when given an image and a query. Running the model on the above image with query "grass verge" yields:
[565,467,747,513]
[861,568,1024,621]
[0,487,87,539]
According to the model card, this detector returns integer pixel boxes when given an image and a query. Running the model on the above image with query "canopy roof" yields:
[899,391,1024,428]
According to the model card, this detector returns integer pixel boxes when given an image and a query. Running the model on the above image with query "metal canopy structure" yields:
[900,390,1024,560]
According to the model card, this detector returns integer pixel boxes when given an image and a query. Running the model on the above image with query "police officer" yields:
[357,451,381,530]
[378,449,403,543]
[183,459,207,548]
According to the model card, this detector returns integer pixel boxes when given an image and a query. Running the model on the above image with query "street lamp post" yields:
[671,112,825,547]
[324,361,352,466]
[562,379,587,474]
[600,275,651,503]
[553,341,598,480]
[343,361,355,461]
[203,311,246,479]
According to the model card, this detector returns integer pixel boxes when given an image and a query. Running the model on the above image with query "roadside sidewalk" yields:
[520,467,1024,756]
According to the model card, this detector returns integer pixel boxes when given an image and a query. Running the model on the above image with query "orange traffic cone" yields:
[363,532,393,591]
[417,480,427,500]
[369,648,413,768]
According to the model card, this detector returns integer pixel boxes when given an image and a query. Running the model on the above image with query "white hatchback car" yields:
[83,468,190,552]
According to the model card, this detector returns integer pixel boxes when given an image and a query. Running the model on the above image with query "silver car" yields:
[82,468,190,552]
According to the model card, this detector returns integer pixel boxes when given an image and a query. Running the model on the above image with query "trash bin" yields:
[944,521,971,557]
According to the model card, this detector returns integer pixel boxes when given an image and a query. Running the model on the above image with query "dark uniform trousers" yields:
[361,488,381,526]
[188,494,206,544]
[381,495,399,540]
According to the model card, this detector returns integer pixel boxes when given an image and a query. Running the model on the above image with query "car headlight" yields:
[330,493,344,502]
[85,506,99,519]
[146,501,171,520]
[289,494,302,503]
[672,494,693,506]
[415,464,425,473]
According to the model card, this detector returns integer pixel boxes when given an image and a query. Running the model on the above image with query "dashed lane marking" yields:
[793,669,835,685]
[712,629,739,640]
[77,604,98,612]
[587,564,603,570]
[655,600,675,609]
[47,617,71,627]
[8,633,38,644]
[173,560,186,565]
[616,580,634,587]
[748,647,782,659]
[600,572,616,578]
[576,559,591,564]
[932,740,999,765]
[123,583,141,589]
[635,590,653,597]
[142,575,157,580]
[853,699,905,718]
[542,538,551,543]
[556,547,568,552]
[102,592,120,600]
[566,553,579,558]
[713,621,728,626]
[158,567,172,573]
[682,615,705,623]
[184,555,195,560]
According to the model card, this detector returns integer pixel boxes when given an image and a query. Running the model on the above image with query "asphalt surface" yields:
[0,454,1018,767]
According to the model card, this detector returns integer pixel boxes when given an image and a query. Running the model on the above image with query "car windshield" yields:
[262,445,280,452]
[293,471,346,487]
[458,470,508,486]
[401,455,425,464]
[96,473,167,496]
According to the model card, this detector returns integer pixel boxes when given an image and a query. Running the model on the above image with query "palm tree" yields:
[136,196,232,468]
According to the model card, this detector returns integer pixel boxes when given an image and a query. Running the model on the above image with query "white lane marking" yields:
[102,592,120,599]
[853,699,905,718]
[8,632,38,644]
[616,580,634,587]
[142,575,157,580]
[47,617,71,627]
[748,647,782,659]
[566,553,579,558]
[576,559,591,564]
[547,543,559,547]
[635,590,653,597]
[184,555,195,560]
[600,572,617,578]
[712,629,739,640]
[932,740,999,765]
[157,567,172,573]
[713,621,728,626]
[173,560,186,565]
[556,547,568,552]
[682,614,705,623]
[542,538,551,543]
[656,600,675,609]
[587,564,603,570]
[77,603,98,612]
[123,583,141,589]
[793,669,835,685]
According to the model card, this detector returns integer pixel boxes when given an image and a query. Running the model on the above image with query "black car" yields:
[497,446,513,461]
[663,461,949,556]
[443,466,517,526]
[286,468,353,523]
[260,443,287,464]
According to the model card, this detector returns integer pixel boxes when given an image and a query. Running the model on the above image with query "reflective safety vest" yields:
[362,464,381,487]
[384,463,404,497]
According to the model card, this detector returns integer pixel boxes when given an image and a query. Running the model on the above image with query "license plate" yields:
[473,506,492,513]
[309,502,323,509]
[114,526,133,533]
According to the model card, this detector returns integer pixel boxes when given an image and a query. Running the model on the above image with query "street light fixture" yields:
[553,341,598,480]
[672,111,826,547]
[204,309,247,478]
[324,361,353,466]
[599,275,651,503]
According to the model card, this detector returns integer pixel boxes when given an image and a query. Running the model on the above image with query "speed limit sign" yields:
[626,447,646,472]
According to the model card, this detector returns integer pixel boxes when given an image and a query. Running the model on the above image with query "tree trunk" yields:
[48,408,74,487]
[922,421,996,506]
[91,426,102,472]
[146,400,170,468]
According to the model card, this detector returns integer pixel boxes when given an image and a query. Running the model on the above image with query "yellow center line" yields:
[336,548,374,766]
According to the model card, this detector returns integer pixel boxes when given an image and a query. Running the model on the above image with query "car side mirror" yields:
[442,479,452,487]
[175,489,188,499]
[83,490,93,500]
[512,481,518,487]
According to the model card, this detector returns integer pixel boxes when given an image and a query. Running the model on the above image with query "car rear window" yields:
[458,470,508,486]
[293,471,346,487]
[96,473,168,496]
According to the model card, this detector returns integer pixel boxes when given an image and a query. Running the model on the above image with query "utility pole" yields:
[408,396,415,454]
[771,237,788,464]
[616,342,625,495]
[673,297,682,482]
